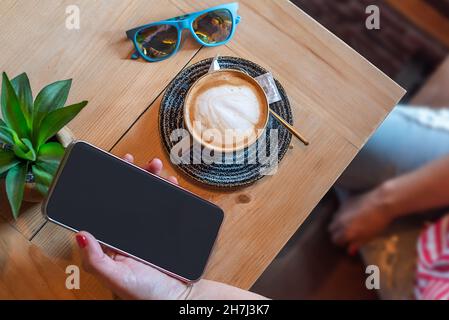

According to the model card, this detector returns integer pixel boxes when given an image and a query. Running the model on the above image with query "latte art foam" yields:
[185,70,268,152]
[196,84,261,136]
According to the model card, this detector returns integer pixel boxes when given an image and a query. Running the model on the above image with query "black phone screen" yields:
[44,141,224,282]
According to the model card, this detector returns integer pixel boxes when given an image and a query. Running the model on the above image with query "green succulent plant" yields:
[0,72,87,219]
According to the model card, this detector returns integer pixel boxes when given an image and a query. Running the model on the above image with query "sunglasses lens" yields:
[192,9,233,44]
[136,24,178,59]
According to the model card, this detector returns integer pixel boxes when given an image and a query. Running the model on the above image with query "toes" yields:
[331,227,349,247]
[347,243,360,256]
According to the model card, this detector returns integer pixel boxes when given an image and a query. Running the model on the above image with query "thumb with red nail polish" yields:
[76,234,88,248]
[348,244,359,256]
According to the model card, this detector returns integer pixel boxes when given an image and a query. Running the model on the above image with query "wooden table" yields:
[0,0,404,299]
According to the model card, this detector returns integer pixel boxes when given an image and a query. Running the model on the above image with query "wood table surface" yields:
[0,0,405,298]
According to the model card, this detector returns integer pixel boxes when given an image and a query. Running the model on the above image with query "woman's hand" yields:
[76,154,267,300]
[329,186,395,254]
[75,154,189,300]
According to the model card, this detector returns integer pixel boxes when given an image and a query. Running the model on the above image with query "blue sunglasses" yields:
[126,2,241,62]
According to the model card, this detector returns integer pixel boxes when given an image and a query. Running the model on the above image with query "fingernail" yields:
[76,234,88,249]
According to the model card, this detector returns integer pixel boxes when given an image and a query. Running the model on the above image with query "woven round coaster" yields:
[159,56,293,188]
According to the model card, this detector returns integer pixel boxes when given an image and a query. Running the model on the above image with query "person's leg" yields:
[337,105,449,193]
[329,106,449,256]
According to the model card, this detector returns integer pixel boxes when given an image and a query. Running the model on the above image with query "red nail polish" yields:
[348,246,358,256]
[76,234,88,248]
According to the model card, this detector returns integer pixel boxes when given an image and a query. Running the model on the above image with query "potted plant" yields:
[0,72,87,219]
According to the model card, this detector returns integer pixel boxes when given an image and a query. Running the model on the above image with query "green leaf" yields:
[0,149,19,175]
[2,125,27,151]
[36,159,59,176]
[36,101,87,146]
[32,163,53,196]
[34,182,49,196]
[38,141,65,162]
[0,126,35,162]
[33,79,72,135]
[13,138,36,161]
[32,142,65,195]
[0,125,14,145]
[1,72,29,138]
[6,162,27,219]
[32,163,53,186]
[11,73,33,127]
[36,142,65,175]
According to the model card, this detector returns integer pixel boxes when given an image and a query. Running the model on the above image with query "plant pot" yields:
[22,126,75,203]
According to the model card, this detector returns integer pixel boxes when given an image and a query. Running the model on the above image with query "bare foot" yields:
[329,188,394,254]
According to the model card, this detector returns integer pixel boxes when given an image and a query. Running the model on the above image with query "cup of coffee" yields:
[183,69,269,153]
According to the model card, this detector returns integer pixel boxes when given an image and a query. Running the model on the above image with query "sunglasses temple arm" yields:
[131,52,140,60]
[125,28,141,60]
[236,15,241,25]
[125,27,141,40]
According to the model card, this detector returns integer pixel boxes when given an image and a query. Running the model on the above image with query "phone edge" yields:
[42,140,225,284]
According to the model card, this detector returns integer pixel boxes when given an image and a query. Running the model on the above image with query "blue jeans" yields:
[337,105,449,193]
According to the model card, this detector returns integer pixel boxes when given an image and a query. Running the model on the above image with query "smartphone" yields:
[43,141,224,282]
